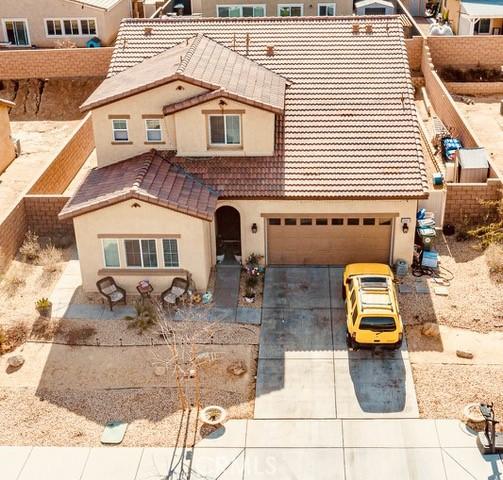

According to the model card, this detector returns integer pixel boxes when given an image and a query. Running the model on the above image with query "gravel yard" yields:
[399,236,503,333]
[0,320,259,447]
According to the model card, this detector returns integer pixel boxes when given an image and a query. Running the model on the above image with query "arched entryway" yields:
[215,206,241,264]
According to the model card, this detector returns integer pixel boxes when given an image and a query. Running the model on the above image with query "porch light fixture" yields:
[401,217,411,234]
[251,223,258,234]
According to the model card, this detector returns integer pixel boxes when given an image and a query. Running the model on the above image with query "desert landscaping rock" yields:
[7,355,25,369]
[421,322,440,337]
[456,350,474,359]
[227,360,247,376]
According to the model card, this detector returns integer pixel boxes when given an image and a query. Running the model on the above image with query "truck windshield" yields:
[360,316,396,332]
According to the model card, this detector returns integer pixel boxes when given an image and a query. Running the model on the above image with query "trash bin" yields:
[417,226,436,251]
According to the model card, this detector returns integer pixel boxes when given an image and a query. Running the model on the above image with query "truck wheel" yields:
[346,331,358,351]
[342,284,346,300]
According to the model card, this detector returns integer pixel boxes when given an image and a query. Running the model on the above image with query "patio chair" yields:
[96,276,127,311]
[161,277,189,308]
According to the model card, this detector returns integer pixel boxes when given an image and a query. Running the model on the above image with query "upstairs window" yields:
[278,4,303,16]
[217,5,265,16]
[318,3,336,15]
[145,119,162,142]
[112,119,129,142]
[209,114,241,146]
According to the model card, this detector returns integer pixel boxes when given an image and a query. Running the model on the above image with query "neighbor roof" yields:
[81,33,288,113]
[65,0,124,11]
[355,0,394,8]
[461,0,503,17]
[59,150,219,221]
[100,17,428,199]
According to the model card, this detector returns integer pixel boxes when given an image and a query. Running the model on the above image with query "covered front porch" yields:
[458,0,503,35]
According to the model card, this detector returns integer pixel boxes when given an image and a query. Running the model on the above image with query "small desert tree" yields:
[151,299,222,411]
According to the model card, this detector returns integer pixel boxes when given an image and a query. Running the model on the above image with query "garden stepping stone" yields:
[415,282,429,294]
[434,285,449,296]
[101,421,128,445]
[398,284,413,294]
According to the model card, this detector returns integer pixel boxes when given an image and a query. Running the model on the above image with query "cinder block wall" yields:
[428,36,503,69]
[24,195,74,238]
[0,201,28,272]
[421,44,479,148]
[445,82,503,96]
[0,48,113,80]
[29,113,93,194]
[444,179,502,226]
[405,37,423,72]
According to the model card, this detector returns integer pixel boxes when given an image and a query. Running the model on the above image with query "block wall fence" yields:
[0,47,113,80]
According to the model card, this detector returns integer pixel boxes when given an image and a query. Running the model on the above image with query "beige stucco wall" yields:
[0,106,16,174]
[192,0,354,16]
[73,199,212,293]
[174,98,275,157]
[0,0,129,47]
[213,199,419,266]
[92,81,275,167]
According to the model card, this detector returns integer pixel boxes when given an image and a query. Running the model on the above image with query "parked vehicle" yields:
[342,263,403,351]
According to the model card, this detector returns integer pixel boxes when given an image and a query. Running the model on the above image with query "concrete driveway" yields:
[255,267,418,419]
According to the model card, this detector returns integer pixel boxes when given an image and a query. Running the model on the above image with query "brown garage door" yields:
[267,216,393,265]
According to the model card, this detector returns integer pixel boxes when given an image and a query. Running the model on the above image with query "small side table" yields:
[136,281,153,299]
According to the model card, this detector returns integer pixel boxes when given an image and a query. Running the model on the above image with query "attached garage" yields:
[266,215,393,265]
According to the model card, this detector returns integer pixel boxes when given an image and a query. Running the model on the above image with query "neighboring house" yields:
[59,17,428,293]
[0,98,16,173]
[355,0,396,15]
[442,0,503,35]
[190,0,354,17]
[0,0,132,48]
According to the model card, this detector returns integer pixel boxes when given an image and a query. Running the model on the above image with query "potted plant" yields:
[244,287,256,303]
[35,297,52,318]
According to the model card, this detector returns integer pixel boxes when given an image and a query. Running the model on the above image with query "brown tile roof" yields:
[81,33,288,113]
[59,150,219,221]
[100,16,428,199]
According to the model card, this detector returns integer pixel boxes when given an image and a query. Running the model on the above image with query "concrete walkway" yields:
[4,419,502,479]
[255,267,418,419]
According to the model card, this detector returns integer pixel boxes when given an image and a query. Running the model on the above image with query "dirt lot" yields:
[399,236,503,333]
[0,320,259,447]
[455,94,503,174]
[399,234,503,423]
[0,78,102,121]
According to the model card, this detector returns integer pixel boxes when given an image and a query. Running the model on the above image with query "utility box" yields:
[458,148,489,184]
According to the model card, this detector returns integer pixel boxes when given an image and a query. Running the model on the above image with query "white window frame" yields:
[216,4,266,17]
[208,114,242,146]
[112,119,129,142]
[123,239,159,269]
[2,19,31,47]
[79,18,98,36]
[101,239,121,268]
[474,18,492,35]
[45,19,63,37]
[162,238,180,268]
[44,17,98,37]
[145,119,163,143]
[317,3,336,15]
[277,4,304,16]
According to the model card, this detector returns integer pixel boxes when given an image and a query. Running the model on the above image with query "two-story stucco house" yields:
[0,0,132,48]
[59,16,428,293]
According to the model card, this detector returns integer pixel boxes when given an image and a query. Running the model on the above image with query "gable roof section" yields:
[101,17,428,199]
[81,33,288,113]
[59,150,219,221]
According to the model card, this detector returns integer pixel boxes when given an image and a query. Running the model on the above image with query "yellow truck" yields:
[342,263,403,351]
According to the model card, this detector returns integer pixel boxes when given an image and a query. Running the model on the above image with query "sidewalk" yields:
[3,419,502,479]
